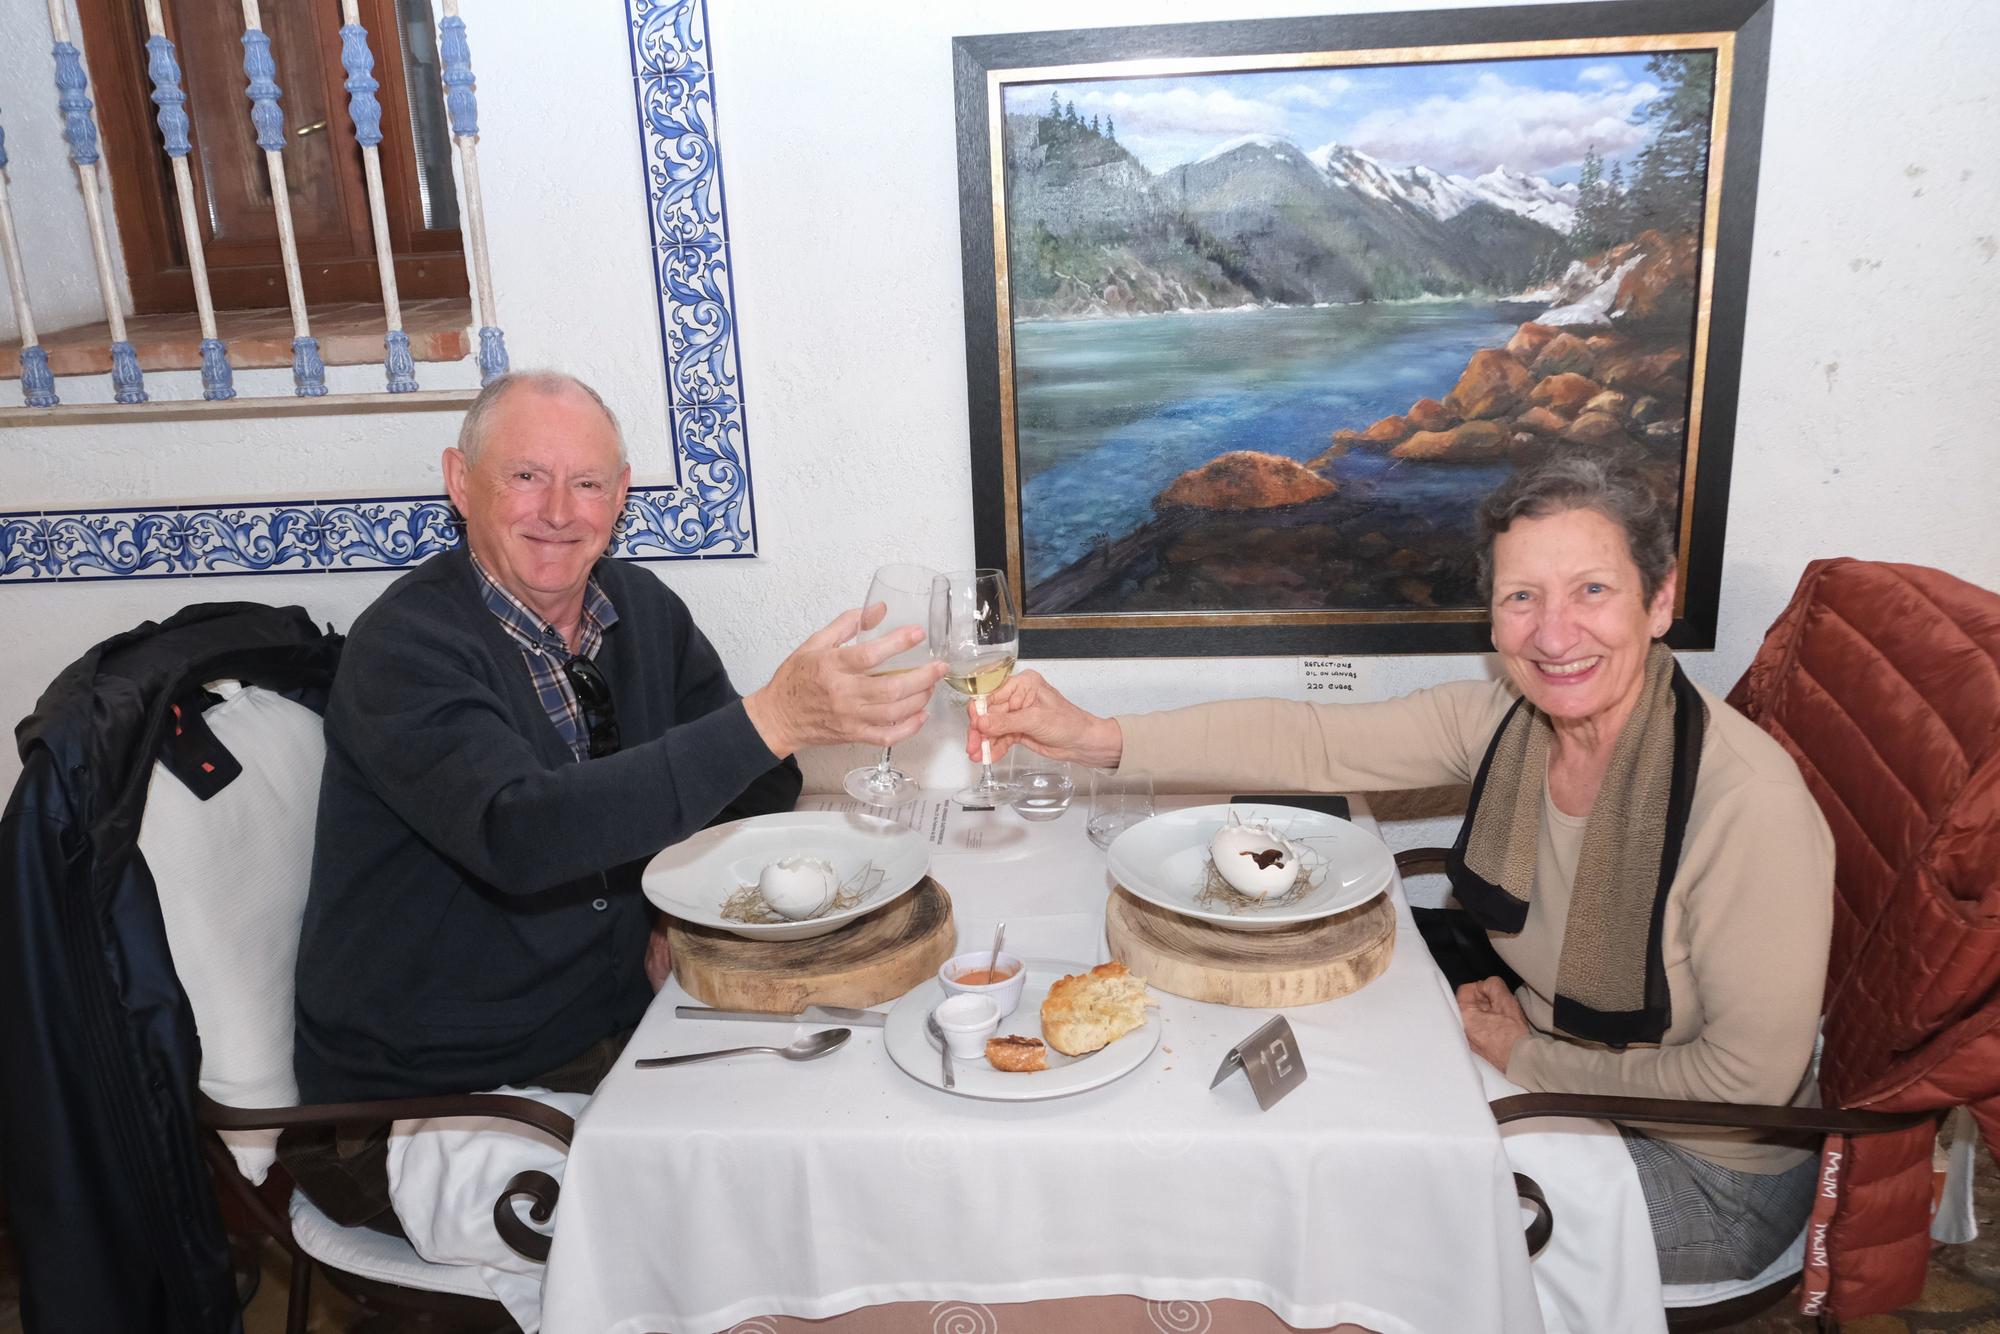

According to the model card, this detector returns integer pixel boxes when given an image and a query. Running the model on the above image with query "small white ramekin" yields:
[937,950,1027,1021]
[932,993,1000,1058]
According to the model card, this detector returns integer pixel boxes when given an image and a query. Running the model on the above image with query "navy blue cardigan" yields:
[295,548,799,1101]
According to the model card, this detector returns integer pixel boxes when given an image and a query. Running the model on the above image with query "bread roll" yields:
[1040,961,1152,1056]
[985,1035,1047,1072]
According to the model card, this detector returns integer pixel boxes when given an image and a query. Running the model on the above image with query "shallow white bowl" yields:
[1105,803,1393,932]
[641,810,929,941]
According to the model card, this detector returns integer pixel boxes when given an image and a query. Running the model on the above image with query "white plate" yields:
[1106,803,1394,932]
[641,810,929,941]
[884,963,1161,1101]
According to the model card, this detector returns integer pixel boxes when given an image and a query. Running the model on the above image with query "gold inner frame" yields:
[985,32,1738,632]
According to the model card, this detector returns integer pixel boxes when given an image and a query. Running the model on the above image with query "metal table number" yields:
[1210,1015,1307,1110]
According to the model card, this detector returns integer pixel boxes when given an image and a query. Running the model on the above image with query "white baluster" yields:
[338,0,416,391]
[434,0,506,383]
[47,0,145,402]
[0,108,59,406]
[240,0,325,395]
[142,0,233,399]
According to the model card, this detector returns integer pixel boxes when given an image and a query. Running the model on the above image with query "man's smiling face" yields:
[444,383,630,625]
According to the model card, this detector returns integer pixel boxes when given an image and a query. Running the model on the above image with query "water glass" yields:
[1086,768,1154,849]
[1009,756,1074,822]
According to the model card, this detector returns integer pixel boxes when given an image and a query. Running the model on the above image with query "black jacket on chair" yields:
[1,602,342,1334]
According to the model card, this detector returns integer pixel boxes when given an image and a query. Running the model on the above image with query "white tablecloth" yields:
[540,796,1654,1334]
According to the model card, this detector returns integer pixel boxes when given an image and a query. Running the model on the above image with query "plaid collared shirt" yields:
[470,553,620,762]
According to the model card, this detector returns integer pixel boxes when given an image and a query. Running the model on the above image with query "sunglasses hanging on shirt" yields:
[562,655,621,758]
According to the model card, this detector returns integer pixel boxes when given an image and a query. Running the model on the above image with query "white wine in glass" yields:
[930,568,1019,809]
[941,653,1016,698]
[841,563,938,806]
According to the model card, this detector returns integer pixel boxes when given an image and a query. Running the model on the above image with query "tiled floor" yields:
[0,298,472,377]
[5,1153,1998,1333]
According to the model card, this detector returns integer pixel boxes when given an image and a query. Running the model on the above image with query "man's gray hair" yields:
[456,370,628,467]
[1476,450,1678,603]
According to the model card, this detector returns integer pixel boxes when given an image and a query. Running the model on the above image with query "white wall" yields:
[4,0,1997,836]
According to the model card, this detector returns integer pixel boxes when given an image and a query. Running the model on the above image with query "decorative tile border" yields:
[4,0,755,581]
[622,0,756,556]
[0,490,734,583]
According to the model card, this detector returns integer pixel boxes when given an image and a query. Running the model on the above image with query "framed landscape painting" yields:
[953,0,1773,657]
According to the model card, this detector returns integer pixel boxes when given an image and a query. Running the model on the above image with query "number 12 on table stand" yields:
[1211,1016,1309,1110]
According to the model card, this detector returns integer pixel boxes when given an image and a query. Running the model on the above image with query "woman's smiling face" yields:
[1489,505,1676,734]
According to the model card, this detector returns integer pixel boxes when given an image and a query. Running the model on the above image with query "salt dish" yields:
[932,994,1000,1059]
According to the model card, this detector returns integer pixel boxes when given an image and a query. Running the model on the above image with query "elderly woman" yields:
[969,451,1833,1285]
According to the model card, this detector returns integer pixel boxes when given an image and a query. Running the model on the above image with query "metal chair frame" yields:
[198,1080,574,1331]
[1393,847,1931,1332]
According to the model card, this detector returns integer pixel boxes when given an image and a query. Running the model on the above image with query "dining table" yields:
[537,792,1664,1334]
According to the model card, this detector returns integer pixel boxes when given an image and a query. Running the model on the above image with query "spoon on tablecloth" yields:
[633,1028,851,1069]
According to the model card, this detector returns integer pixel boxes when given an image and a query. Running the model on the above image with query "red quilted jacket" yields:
[1725,558,2000,1317]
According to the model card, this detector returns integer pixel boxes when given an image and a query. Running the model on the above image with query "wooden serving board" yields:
[1105,886,1394,1008]
[669,878,955,1012]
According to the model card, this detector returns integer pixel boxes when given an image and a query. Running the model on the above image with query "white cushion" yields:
[387,1085,589,1334]
[139,681,324,1183]
[287,1189,495,1300]
[1661,1226,1806,1307]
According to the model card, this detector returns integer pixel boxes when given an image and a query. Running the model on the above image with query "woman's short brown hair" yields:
[1476,450,1677,604]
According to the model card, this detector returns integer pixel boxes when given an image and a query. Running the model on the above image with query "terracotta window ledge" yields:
[0,297,471,378]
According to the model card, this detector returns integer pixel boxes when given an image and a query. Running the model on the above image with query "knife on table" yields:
[675,1004,887,1027]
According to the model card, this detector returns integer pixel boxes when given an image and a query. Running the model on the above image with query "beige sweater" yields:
[1118,677,1834,1173]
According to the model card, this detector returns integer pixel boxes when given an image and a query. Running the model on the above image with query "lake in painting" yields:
[1017,300,1528,600]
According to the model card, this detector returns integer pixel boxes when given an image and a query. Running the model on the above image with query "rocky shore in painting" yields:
[1032,230,1696,616]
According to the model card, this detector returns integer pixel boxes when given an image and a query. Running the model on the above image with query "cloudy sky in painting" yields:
[1005,53,1670,183]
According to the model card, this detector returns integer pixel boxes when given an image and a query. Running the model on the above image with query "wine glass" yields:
[840,563,939,806]
[930,568,1020,809]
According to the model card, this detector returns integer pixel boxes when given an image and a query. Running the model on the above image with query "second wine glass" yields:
[840,563,938,806]
[930,567,1019,809]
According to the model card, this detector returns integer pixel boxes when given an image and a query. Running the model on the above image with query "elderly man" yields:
[282,370,942,1229]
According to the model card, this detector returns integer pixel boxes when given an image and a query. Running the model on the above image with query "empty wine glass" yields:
[841,563,938,806]
[930,568,1019,809]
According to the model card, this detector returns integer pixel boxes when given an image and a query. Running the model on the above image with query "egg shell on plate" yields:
[1209,824,1298,898]
[757,856,837,920]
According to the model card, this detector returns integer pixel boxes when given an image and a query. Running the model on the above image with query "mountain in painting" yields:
[1002,115,1575,317]
[1001,115,1259,317]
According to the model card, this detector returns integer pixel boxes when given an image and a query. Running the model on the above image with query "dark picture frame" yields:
[953,0,1773,658]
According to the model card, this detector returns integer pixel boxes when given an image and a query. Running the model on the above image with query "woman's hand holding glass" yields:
[964,669,1125,771]
[930,568,1022,809]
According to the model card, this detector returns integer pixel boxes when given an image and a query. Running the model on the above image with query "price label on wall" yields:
[1299,657,1374,701]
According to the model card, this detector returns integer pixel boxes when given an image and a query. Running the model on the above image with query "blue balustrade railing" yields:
[3,1,515,410]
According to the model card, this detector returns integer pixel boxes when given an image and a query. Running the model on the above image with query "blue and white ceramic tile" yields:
[0,490,736,582]
[624,0,757,559]
[8,0,753,581]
